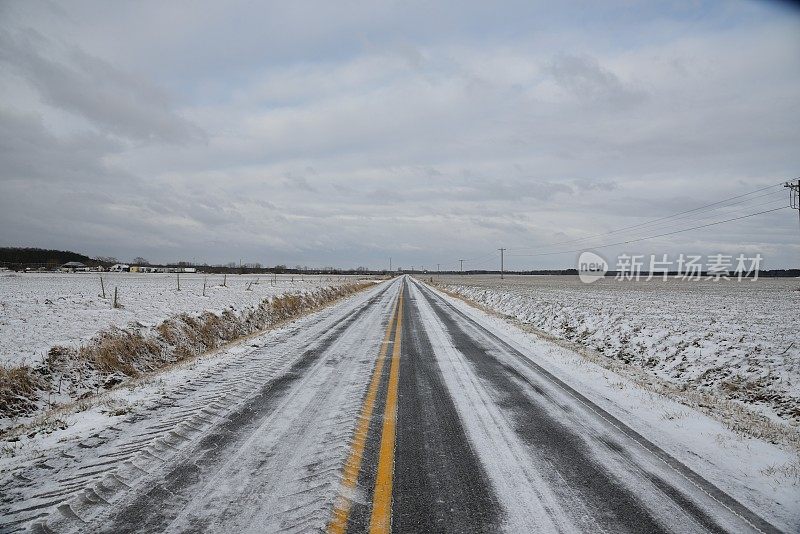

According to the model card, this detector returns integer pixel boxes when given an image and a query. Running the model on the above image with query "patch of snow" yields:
[0,272,363,367]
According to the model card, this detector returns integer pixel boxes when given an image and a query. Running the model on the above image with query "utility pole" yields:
[785,179,800,232]
[459,259,465,274]
[389,257,392,272]
[498,248,506,279]
[437,263,440,278]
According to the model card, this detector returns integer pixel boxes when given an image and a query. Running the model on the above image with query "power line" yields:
[507,182,785,252]
[508,206,789,258]
[586,195,789,245]
[565,189,786,242]
[464,190,785,262]
[438,180,793,269]
[446,196,784,268]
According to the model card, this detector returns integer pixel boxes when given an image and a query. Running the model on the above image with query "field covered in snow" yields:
[0,272,364,368]
[0,272,375,428]
[435,275,800,424]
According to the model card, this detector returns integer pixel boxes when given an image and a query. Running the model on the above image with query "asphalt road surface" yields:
[1,276,783,533]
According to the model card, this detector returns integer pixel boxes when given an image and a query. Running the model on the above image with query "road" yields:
[1,276,783,533]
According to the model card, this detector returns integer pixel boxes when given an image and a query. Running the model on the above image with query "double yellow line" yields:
[328,287,404,534]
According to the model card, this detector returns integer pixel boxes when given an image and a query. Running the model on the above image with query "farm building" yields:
[109,264,130,272]
[60,262,88,272]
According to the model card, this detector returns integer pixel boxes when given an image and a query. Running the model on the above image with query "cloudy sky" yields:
[1,1,799,270]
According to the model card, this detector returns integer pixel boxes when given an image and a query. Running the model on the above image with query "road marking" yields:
[369,290,404,534]
[327,289,400,534]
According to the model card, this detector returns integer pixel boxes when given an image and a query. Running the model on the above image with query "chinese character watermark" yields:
[577,252,763,283]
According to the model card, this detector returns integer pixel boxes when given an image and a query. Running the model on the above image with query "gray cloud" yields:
[0,30,204,144]
[550,53,647,107]
[572,178,618,192]
[1,1,798,269]
[0,109,122,183]
[281,172,317,192]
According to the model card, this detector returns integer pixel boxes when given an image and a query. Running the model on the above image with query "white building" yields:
[60,261,88,272]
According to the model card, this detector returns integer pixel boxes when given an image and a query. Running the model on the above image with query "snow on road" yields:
[408,281,577,532]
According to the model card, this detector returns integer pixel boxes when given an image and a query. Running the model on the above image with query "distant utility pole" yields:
[459,259,465,274]
[498,248,506,279]
[786,179,800,232]
[389,257,392,272]
[437,263,440,278]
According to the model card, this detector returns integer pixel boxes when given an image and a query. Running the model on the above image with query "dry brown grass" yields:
[0,365,45,418]
[77,328,161,376]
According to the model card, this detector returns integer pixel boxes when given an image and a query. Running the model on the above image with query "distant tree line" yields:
[0,247,101,269]
[0,247,383,275]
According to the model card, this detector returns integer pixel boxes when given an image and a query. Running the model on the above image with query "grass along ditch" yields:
[0,282,375,435]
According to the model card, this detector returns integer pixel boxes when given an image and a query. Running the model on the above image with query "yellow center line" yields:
[369,290,404,534]
[327,289,401,534]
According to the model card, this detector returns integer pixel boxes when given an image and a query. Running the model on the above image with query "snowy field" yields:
[0,272,364,368]
[435,275,800,423]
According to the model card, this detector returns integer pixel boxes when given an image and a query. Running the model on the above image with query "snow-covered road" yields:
[0,276,790,533]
